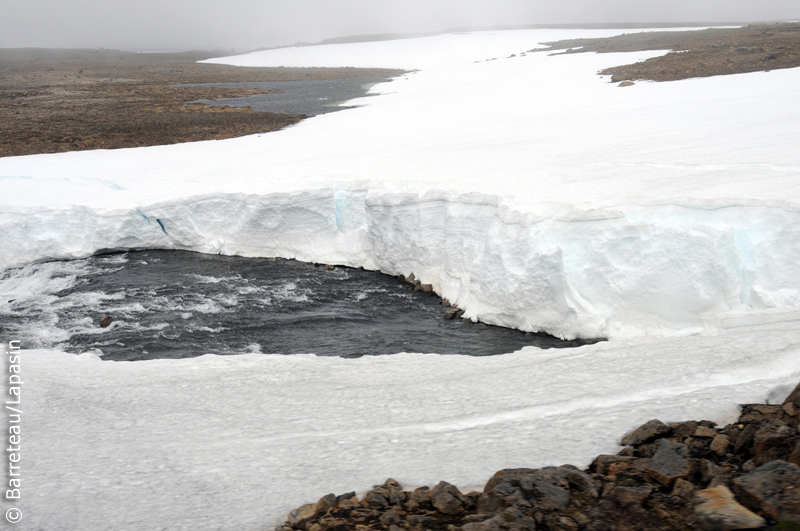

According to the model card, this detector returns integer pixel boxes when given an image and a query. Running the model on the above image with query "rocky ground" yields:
[0,48,400,157]
[278,382,800,531]
[539,22,800,83]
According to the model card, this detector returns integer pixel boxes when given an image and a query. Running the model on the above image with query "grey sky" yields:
[1,0,798,52]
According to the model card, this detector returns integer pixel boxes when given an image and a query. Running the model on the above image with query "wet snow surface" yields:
[0,250,585,360]
[0,27,799,531]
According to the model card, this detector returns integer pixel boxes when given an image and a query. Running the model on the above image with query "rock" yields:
[695,485,766,531]
[287,502,319,529]
[695,426,718,438]
[700,459,731,487]
[711,434,731,456]
[784,401,800,417]
[335,491,356,505]
[672,478,696,498]
[783,381,800,407]
[621,419,671,446]
[323,264,335,270]
[606,485,652,506]
[420,284,433,293]
[752,423,799,465]
[463,508,536,531]
[544,514,578,530]
[99,316,113,328]
[384,478,401,489]
[618,81,635,87]
[734,460,800,523]
[734,424,758,455]
[644,438,691,487]
[406,273,415,284]
[364,491,388,508]
[671,421,700,439]
[482,467,591,513]
[316,493,337,514]
[444,306,461,319]
[404,488,431,510]
[592,455,638,477]
[739,404,785,424]
[407,514,434,527]
[430,481,467,514]
[379,508,402,526]
[687,436,715,458]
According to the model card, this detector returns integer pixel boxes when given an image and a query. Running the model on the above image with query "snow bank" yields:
[3,188,799,339]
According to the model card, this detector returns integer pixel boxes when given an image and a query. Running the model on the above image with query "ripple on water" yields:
[0,250,597,361]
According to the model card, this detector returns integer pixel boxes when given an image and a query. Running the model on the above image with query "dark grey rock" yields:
[621,419,671,446]
[734,459,800,523]
[430,481,466,514]
[644,438,691,487]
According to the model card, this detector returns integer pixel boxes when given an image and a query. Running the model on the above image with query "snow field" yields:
[1,27,799,531]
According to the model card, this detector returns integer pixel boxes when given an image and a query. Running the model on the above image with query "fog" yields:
[1,0,798,52]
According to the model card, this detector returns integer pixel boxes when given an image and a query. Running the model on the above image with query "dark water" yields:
[177,75,402,116]
[0,250,597,361]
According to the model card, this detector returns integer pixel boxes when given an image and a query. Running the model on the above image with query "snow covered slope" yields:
[1,28,800,531]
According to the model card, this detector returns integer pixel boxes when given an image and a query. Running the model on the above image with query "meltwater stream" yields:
[0,250,595,361]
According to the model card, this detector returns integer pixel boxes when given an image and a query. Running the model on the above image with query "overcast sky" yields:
[1,0,798,52]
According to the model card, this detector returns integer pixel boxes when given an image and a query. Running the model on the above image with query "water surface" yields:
[0,250,596,361]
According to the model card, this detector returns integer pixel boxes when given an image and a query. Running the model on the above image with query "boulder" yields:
[710,434,731,456]
[694,485,765,531]
[644,439,691,487]
[99,316,113,328]
[287,503,319,529]
[430,481,467,515]
[621,419,671,446]
[695,426,718,438]
[734,460,800,523]
[752,423,799,465]
[482,467,596,514]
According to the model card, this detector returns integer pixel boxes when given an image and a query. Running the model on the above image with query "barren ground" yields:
[539,22,800,82]
[0,48,400,157]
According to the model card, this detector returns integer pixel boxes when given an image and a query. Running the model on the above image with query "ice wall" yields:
[4,188,798,340]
